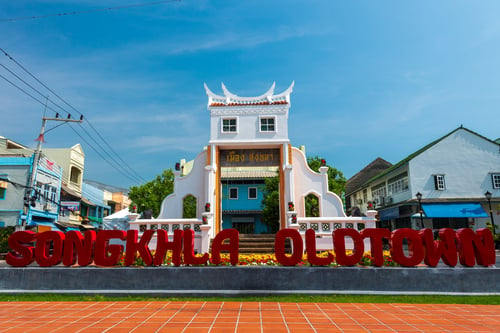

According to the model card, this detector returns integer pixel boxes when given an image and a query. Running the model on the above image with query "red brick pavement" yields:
[0,301,498,332]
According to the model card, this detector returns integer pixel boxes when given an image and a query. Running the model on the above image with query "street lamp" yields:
[416,192,424,229]
[485,191,496,236]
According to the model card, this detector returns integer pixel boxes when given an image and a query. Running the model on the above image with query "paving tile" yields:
[0,301,499,332]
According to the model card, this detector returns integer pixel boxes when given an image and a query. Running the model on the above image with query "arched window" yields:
[305,193,320,217]
[183,194,197,218]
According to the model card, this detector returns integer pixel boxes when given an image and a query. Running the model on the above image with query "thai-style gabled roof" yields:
[345,157,392,195]
[204,81,294,107]
[364,126,500,187]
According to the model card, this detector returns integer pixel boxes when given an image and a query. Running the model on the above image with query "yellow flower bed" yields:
[123,250,397,267]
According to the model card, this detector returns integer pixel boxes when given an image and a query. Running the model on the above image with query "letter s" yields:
[6,231,36,267]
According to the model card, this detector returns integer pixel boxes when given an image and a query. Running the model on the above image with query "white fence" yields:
[129,211,378,253]
[128,218,210,253]
[291,211,378,251]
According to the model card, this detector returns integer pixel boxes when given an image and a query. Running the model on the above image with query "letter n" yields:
[457,228,495,267]
[62,230,96,266]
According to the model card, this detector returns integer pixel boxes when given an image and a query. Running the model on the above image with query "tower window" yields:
[260,117,275,132]
[222,118,237,133]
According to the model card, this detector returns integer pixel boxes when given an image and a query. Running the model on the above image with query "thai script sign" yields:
[220,149,280,167]
[6,228,495,268]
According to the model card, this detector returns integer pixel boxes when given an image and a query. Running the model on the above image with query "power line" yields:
[0,48,147,184]
[0,0,181,23]
[0,47,147,183]
[0,63,67,114]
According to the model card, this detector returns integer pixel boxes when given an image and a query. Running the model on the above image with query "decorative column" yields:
[200,224,212,254]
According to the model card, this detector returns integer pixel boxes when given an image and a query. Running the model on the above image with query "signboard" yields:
[5,227,496,268]
[220,149,280,167]
[60,201,80,211]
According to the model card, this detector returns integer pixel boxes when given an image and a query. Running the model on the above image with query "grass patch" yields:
[0,294,498,304]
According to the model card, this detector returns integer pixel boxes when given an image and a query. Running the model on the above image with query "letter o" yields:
[275,229,303,266]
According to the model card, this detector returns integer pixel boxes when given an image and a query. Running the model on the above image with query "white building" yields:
[131,82,376,252]
[346,126,500,232]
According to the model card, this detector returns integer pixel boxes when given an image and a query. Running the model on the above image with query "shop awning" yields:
[379,206,399,221]
[421,203,488,218]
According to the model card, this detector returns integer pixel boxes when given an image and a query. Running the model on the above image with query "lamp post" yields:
[485,191,496,236]
[416,192,424,229]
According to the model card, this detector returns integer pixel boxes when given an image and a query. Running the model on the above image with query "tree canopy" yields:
[128,169,174,217]
[260,156,346,229]
[261,175,280,233]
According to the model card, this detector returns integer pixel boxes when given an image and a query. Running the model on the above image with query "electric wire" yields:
[0,48,146,184]
[0,47,147,183]
[0,0,181,23]
[0,63,68,114]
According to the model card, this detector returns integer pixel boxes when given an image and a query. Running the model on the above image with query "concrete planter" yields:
[1,266,499,296]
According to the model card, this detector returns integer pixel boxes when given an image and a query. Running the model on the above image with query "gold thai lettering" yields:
[227,151,245,163]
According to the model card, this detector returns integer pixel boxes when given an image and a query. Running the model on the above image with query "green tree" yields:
[183,194,197,218]
[129,169,175,217]
[261,176,280,233]
[307,156,346,195]
[305,193,320,217]
[260,156,346,227]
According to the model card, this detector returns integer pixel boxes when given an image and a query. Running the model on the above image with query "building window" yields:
[260,117,275,132]
[70,166,82,185]
[492,173,500,189]
[222,118,237,133]
[371,182,387,204]
[434,174,446,191]
[248,187,257,199]
[387,172,409,195]
[0,188,5,200]
[229,187,238,199]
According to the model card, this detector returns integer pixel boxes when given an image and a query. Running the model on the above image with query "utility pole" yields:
[21,115,83,230]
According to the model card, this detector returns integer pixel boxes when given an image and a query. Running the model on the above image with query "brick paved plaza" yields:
[0,301,499,332]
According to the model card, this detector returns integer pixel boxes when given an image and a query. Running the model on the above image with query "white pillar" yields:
[200,224,212,254]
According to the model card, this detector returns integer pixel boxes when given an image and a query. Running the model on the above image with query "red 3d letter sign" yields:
[273,228,495,267]
[6,228,240,267]
[6,227,496,267]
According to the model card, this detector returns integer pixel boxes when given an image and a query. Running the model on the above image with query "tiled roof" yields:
[345,158,392,195]
[210,100,288,107]
[349,126,500,192]
[221,170,278,179]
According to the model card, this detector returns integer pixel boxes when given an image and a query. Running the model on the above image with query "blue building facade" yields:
[0,154,62,229]
[221,179,268,234]
[81,181,111,226]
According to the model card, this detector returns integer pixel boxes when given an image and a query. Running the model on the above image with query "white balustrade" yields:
[129,218,206,252]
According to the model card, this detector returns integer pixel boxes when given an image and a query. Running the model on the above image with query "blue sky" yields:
[1,1,499,189]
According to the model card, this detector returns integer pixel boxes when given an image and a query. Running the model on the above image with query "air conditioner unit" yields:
[386,197,393,204]
[378,196,385,206]
[357,199,363,205]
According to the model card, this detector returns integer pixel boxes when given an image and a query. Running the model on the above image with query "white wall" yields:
[209,106,289,144]
[157,150,207,219]
[291,147,346,217]
[410,129,500,199]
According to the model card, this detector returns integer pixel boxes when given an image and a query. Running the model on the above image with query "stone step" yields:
[210,233,290,254]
